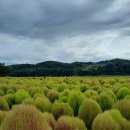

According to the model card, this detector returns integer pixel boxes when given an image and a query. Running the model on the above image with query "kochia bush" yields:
[42,112,56,129]
[55,116,87,130]
[109,109,130,130]
[47,90,59,103]
[1,105,52,130]
[68,92,85,116]
[78,99,102,129]
[3,94,15,108]
[116,87,130,100]
[92,112,120,130]
[84,90,98,101]
[28,87,44,97]
[115,99,130,120]
[97,92,114,111]
[0,97,9,111]
[0,90,5,96]
[34,97,52,112]
[0,111,6,125]
[15,89,31,104]
[52,102,74,119]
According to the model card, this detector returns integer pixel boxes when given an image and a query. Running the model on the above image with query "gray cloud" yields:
[0,0,130,64]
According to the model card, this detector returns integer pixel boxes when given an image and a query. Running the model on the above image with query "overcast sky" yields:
[0,0,130,65]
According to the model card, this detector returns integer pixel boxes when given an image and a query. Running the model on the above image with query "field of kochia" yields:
[0,76,130,130]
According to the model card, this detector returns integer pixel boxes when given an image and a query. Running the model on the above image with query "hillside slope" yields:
[5,59,130,76]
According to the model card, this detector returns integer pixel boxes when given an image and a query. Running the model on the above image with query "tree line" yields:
[1,59,130,76]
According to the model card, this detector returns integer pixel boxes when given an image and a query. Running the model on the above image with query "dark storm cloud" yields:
[0,0,130,64]
[0,0,124,38]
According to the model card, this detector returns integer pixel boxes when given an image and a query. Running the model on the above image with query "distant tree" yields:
[0,63,11,76]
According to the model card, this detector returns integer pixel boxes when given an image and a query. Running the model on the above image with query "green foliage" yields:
[78,99,102,129]
[116,87,130,100]
[0,111,6,125]
[1,105,52,130]
[80,85,90,93]
[115,99,130,120]
[125,95,130,99]
[97,92,114,111]
[47,90,59,103]
[6,89,14,94]
[92,112,120,130]
[42,112,56,129]
[15,89,31,104]
[103,90,117,102]
[1,76,130,129]
[28,87,44,97]
[3,94,15,108]
[52,102,74,119]
[22,98,34,105]
[55,116,87,130]
[0,97,9,111]
[34,97,52,112]
[59,96,68,103]
[56,84,67,92]
[68,92,85,116]
[6,59,130,76]
[33,93,45,99]
[109,109,130,130]
[84,90,98,101]
[0,63,11,76]
[60,89,70,97]
[0,90,5,97]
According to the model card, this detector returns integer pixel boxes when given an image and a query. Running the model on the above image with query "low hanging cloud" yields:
[0,0,130,64]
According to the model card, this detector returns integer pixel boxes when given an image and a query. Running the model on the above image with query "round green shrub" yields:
[92,112,120,130]
[56,84,67,92]
[60,89,70,97]
[15,89,31,104]
[0,85,8,94]
[3,94,15,108]
[59,96,68,103]
[109,109,130,130]
[116,87,130,100]
[105,90,117,102]
[33,93,45,99]
[0,111,6,125]
[109,79,116,85]
[97,92,114,111]
[22,98,34,105]
[0,90,5,97]
[34,97,52,112]
[43,87,49,95]
[47,90,59,103]
[112,83,122,94]
[0,97,9,111]
[115,99,130,120]
[6,89,14,94]
[55,116,87,130]
[78,99,102,129]
[80,85,90,93]
[68,92,85,116]
[125,95,130,99]
[28,87,44,97]
[1,105,52,130]
[42,112,56,129]
[52,102,74,119]
[98,79,105,85]
[84,90,98,101]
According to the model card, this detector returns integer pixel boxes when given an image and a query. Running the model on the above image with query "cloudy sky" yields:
[0,0,130,65]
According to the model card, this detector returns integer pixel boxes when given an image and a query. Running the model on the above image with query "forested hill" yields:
[1,59,130,76]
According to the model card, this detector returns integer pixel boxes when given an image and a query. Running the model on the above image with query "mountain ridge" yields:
[2,58,129,76]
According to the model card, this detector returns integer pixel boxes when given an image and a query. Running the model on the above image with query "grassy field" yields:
[0,76,130,130]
